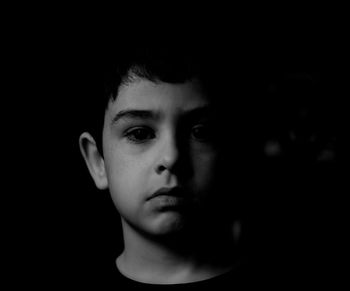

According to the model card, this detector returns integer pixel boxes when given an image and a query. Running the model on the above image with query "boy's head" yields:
[79,44,242,237]
[86,45,212,155]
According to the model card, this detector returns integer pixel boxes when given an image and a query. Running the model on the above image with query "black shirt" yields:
[88,259,258,290]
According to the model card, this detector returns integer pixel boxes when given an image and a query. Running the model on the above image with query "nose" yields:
[155,133,180,174]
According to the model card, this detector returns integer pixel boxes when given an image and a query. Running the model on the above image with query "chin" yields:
[148,212,188,236]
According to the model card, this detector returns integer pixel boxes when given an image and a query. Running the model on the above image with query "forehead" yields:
[106,79,210,117]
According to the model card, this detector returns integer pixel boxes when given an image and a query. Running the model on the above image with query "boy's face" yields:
[102,78,220,236]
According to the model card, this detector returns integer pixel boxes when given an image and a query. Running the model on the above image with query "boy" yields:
[79,45,245,287]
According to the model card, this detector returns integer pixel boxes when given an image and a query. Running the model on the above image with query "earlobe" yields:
[79,132,108,190]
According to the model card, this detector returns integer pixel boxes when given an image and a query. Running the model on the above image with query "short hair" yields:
[79,42,260,157]
[84,44,218,155]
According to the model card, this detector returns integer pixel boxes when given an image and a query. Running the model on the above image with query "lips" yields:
[148,187,187,201]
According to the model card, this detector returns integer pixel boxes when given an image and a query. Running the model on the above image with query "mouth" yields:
[147,187,195,211]
[148,187,187,201]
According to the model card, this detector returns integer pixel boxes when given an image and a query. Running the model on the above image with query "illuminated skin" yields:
[79,77,235,283]
[102,78,219,237]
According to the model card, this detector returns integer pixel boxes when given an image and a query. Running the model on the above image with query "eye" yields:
[191,124,212,142]
[124,127,155,143]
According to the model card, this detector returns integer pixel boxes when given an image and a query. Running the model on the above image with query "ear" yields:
[79,132,108,190]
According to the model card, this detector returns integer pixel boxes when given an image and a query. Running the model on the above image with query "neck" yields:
[116,218,237,284]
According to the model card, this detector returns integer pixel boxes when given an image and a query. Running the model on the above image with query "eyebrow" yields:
[111,105,213,125]
[184,106,213,121]
[111,110,159,124]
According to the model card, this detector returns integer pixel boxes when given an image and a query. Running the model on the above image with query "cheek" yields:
[192,151,218,188]
[105,150,149,214]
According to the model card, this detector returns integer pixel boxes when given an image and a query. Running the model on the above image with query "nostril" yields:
[156,164,167,174]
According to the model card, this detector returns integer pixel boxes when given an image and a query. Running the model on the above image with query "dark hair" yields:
[84,44,218,155]
[79,42,266,162]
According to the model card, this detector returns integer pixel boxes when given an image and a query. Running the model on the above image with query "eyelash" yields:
[124,124,212,144]
[124,127,156,144]
[191,124,211,142]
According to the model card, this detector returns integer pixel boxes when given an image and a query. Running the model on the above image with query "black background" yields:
[7,19,342,287]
